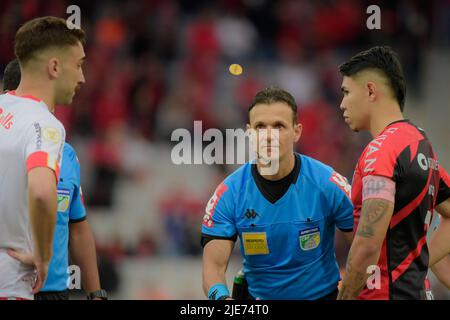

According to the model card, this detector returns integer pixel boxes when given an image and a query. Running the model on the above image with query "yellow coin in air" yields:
[229,63,243,76]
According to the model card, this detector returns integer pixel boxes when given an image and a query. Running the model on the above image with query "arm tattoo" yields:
[357,199,389,238]
[338,256,368,300]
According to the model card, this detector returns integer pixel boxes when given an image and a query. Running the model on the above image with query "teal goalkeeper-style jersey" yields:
[41,143,86,292]
[201,153,354,300]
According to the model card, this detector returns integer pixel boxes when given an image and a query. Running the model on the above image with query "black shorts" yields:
[35,290,69,300]
[232,277,339,300]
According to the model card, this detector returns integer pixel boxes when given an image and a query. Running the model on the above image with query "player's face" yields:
[247,102,302,163]
[55,41,85,105]
[340,76,370,132]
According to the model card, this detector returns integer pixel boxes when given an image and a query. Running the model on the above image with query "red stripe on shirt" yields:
[391,235,427,283]
[7,90,41,102]
[390,166,432,229]
[409,141,419,164]
[26,151,60,181]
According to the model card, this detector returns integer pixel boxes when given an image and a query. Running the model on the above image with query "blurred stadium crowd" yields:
[1,0,449,298]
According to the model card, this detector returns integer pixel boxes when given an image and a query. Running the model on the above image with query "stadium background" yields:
[0,0,449,299]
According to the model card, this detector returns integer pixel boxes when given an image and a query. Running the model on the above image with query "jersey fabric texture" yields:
[351,120,440,300]
[0,91,65,299]
[41,143,86,292]
[202,153,353,300]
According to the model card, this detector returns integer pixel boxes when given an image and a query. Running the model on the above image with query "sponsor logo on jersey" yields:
[203,182,228,228]
[242,232,269,255]
[244,209,259,219]
[0,107,14,130]
[330,171,351,198]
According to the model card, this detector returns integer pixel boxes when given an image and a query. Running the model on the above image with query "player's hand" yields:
[33,261,49,294]
[7,249,49,294]
[7,249,35,266]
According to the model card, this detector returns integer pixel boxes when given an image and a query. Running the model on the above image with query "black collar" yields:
[251,154,301,204]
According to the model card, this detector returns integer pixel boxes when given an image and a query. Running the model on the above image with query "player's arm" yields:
[428,198,450,267]
[28,166,58,293]
[338,175,395,300]
[431,254,450,289]
[428,203,450,267]
[202,239,235,299]
[25,120,65,293]
[69,220,101,295]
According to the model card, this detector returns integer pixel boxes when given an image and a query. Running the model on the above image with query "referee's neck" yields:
[256,153,295,181]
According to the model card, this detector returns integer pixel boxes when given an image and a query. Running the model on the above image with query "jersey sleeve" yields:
[24,117,65,181]
[437,165,450,205]
[201,181,237,246]
[328,171,354,232]
[360,142,401,181]
[69,151,87,223]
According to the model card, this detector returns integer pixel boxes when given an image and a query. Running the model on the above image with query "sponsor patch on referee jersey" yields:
[57,188,71,213]
[299,227,320,251]
[242,232,269,255]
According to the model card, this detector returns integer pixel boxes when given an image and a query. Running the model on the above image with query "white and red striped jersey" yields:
[0,91,65,299]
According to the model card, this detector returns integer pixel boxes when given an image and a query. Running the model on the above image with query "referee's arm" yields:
[202,239,234,299]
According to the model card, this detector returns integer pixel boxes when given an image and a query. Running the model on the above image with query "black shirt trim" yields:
[201,233,238,248]
[69,216,87,224]
[251,153,301,204]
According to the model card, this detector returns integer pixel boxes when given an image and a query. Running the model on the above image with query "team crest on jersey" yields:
[299,227,320,251]
[57,188,71,213]
[43,127,61,143]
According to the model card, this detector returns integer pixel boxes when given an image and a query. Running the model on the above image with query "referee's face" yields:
[247,102,302,163]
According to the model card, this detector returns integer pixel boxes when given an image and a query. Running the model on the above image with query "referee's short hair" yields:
[249,86,298,123]
[3,59,21,92]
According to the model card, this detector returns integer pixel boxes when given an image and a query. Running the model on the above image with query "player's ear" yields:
[294,122,302,143]
[47,57,60,79]
[367,82,377,102]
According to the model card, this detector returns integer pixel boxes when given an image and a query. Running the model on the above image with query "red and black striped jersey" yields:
[351,120,441,300]
[437,164,450,205]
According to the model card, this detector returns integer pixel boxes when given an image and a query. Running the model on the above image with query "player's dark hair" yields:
[3,59,21,92]
[339,46,406,111]
[249,86,297,123]
[15,16,86,65]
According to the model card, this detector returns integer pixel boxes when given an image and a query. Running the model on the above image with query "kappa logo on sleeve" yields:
[203,182,228,228]
[43,127,61,143]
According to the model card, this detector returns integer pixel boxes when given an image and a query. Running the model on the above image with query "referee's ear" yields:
[294,123,302,143]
